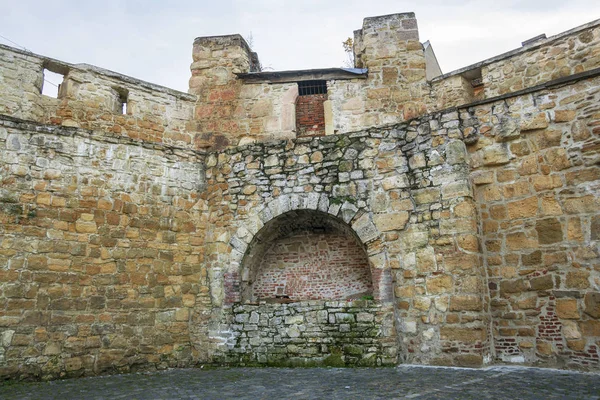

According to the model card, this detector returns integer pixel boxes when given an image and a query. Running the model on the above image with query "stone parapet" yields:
[0,44,197,149]
[430,18,600,109]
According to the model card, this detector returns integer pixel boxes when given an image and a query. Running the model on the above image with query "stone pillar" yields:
[188,34,259,149]
[352,13,428,124]
[388,112,490,367]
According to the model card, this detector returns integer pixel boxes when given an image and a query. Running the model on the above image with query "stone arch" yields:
[227,193,393,304]
[241,209,373,302]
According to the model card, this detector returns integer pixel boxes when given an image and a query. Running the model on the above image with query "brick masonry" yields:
[296,94,327,137]
[251,230,372,301]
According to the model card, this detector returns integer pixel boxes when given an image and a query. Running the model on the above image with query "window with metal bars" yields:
[298,80,327,96]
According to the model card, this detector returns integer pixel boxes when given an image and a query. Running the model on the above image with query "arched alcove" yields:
[240,209,373,302]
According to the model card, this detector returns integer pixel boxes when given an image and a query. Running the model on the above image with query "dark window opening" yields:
[113,87,129,115]
[298,80,327,96]
[470,68,483,88]
[471,77,483,87]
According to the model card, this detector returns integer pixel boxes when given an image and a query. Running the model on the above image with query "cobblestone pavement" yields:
[1,365,599,400]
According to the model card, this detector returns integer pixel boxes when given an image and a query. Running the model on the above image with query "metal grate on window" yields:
[471,77,483,87]
[298,80,327,96]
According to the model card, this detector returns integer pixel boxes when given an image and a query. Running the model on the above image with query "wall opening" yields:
[295,80,327,137]
[41,68,65,98]
[240,210,373,303]
[113,87,129,114]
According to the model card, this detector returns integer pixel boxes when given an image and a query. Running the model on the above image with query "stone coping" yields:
[236,68,368,84]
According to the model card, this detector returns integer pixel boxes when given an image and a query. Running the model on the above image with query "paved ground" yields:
[1,365,599,400]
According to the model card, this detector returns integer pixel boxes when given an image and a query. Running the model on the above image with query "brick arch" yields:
[226,193,393,304]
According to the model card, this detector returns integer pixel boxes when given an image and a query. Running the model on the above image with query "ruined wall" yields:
[0,45,198,149]
[0,116,208,379]
[482,21,600,97]
[462,74,600,368]
[328,13,428,130]
[202,110,487,367]
[189,35,297,148]
[187,15,600,150]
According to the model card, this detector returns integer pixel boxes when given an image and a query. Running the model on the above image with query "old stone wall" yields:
[215,301,392,367]
[187,15,600,150]
[0,116,208,379]
[328,13,428,130]
[0,45,48,122]
[0,9,599,381]
[0,45,198,150]
[462,74,600,368]
[201,107,487,367]
[189,35,297,148]
[481,21,600,98]
[429,20,600,111]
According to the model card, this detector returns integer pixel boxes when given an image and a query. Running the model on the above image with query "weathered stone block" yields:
[520,113,549,131]
[440,327,485,342]
[507,197,538,219]
[481,144,511,166]
[529,275,554,291]
[500,279,529,294]
[373,212,409,232]
[584,292,600,318]
[449,295,482,311]
[566,270,590,289]
[556,298,580,319]
[535,218,563,244]
[580,320,600,337]
[426,275,453,294]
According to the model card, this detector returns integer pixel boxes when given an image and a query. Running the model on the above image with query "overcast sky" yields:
[1,1,599,93]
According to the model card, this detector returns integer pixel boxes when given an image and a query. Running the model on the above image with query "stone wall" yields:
[202,108,487,367]
[429,19,600,110]
[215,301,393,367]
[186,15,600,150]
[0,44,198,149]
[462,74,600,368]
[329,13,428,129]
[481,21,600,97]
[0,116,208,379]
[0,46,46,122]
[0,10,599,381]
[189,35,298,148]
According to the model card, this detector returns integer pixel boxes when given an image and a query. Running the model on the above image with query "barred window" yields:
[298,80,327,96]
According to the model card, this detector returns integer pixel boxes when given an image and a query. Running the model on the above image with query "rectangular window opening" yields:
[470,67,483,88]
[114,87,129,115]
[298,80,327,96]
[41,69,65,98]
